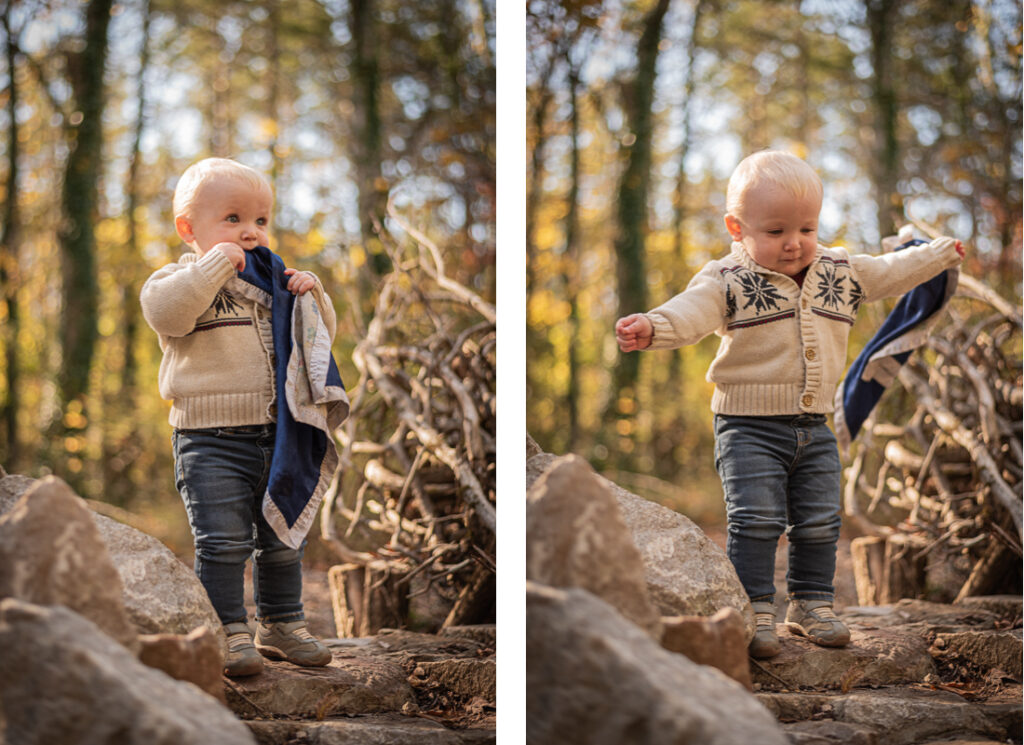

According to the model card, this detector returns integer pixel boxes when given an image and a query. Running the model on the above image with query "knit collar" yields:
[728,241,827,276]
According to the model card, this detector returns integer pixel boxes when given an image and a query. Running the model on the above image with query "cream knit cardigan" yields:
[644,238,962,416]
[140,249,337,429]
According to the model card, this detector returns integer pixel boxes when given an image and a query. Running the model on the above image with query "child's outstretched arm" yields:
[851,236,964,303]
[616,314,654,352]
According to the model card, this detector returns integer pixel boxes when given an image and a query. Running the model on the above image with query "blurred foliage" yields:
[527,0,1021,523]
[0,0,494,554]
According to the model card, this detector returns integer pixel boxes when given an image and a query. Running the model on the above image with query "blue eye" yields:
[226,214,239,223]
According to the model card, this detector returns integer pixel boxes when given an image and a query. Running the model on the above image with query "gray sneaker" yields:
[255,620,332,667]
[748,601,781,658]
[223,622,264,677]
[785,599,850,647]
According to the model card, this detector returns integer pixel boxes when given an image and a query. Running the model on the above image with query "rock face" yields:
[660,608,752,690]
[0,599,256,745]
[138,626,225,703]
[526,582,788,745]
[526,455,662,639]
[0,476,139,652]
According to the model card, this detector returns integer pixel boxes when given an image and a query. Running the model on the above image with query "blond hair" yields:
[726,150,822,221]
[173,158,272,219]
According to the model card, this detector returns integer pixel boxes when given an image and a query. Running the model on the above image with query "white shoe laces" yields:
[227,631,253,651]
[755,612,775,628]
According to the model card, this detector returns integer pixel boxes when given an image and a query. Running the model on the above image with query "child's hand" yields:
[615,314,653,352]
[284,268,316,296]
[212,242,247,272]
[930,236,966,260]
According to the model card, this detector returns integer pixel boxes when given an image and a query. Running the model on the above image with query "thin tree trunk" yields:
[563,60,582,451]
[526,61,555,300]
[265,0,285,251]
[57,0,113,426]
[1,6,21,470]
[351,0,389,277]
[663,0,708,479]
[607,0,671,433]
[866,0,901,239]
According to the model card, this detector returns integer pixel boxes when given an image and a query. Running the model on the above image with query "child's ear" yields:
[175,215,194,243]
[724,214,743,241]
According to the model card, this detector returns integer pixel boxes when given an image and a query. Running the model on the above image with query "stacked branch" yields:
[320,204,495,636]
[846,274,1022,605]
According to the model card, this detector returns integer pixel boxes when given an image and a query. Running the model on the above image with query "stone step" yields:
[758,687,1014,745]
[751,626,935,691]
[246,714,495,745]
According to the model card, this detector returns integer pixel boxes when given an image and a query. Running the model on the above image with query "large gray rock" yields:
[527,455,662,639]
[0,473,222,642]
[525,451,754,641]
[526,581,788,745]
[0,599,255,745]
[92,511,222,639]
[0,476,139,652]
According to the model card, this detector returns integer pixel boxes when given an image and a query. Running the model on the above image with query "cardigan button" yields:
[801,394,814,407]
[802,299,809,309]
[805,348,817,360]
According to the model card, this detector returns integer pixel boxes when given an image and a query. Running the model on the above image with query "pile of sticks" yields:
[847,274,1022,605]
[320,202,495,636]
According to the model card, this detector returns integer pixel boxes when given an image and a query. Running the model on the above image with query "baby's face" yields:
[182,175,273,255]
[726,183,820,276]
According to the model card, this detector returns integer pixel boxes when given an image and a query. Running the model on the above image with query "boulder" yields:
[0,599,255,745]
[526,581,789,745]
[92,510,223,640]
[138,626,225,703]
[526,455,662,639]
[0,473,222,643]
[610,479,754,640]
[525,450,754,641]
[660,608,752,690]
[0,476,138,652]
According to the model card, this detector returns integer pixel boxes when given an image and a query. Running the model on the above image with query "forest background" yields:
[0,0,495,553]
[527,0,1022,522]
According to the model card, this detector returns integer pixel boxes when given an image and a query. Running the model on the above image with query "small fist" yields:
[284,268,316,296]
[212,242,246,272]
[615,313,653,352]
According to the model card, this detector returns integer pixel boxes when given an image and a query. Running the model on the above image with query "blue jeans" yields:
[173,425,305,625]
[714,414,842,604]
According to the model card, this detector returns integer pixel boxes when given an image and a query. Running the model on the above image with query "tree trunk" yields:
[662,0,708,478]
[57,0,113,425]
[866,0,901,239]
[606,0,671,439]
[351,0,389,277]
[1,6,20,470]
[563,61,582,450]
[264,0,285,251]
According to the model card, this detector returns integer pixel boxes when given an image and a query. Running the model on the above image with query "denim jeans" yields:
[173,425,305,625]
[713,413,842,604]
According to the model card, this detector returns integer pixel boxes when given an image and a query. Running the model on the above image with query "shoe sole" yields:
[784,622,850,647]
[256,642,332,667]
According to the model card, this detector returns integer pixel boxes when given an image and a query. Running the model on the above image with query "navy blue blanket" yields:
[834,237,957,455]
[236,246,348,548]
